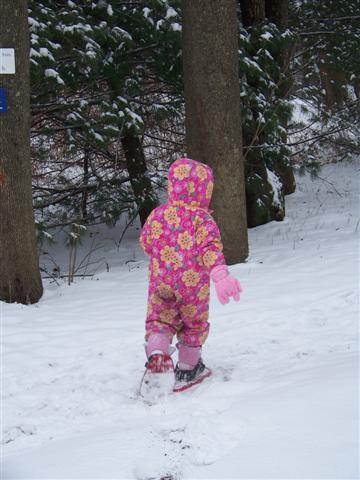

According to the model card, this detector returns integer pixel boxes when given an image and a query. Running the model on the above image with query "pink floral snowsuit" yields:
[140,158,226,348]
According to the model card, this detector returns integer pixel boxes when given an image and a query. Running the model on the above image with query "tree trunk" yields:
[245,154,285,228]
[182,0,249,265]
[240,0,265,28]
[240,0,286,226]
[265,0,288,30]
[319,60,347,110]
[121,127,158,226]
[265,0,296,195]
[81,149,89,221]
[0,1,43,304]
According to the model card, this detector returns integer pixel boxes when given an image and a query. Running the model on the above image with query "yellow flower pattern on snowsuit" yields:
[171,254,182,270]
[151,292,163,305]
[151,221,163,239]
[195,226,208,245]
[182,269,200,287]
[187,181,195,195]
[158,282,175,300]
[164,206,180,227]
[198,284,210,301]
[194,215,202,228]
[141,158,225,348]
[206,181,213,199]
[160,308,177,324]
[173,163,191,180]
[203,250,218,268]
[172,200,186,207]
[160,246,177,263]
[151,258,160,276]
[177,231,193,250]
[160,246,182,270]
[180,304,197,318]
[196,165,208,182]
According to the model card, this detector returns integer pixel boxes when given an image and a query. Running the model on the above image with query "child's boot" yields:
[145,333,174,373]
[140,333,175,399]
[173,343,212,392]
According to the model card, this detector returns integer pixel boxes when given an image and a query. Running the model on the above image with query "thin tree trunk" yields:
[265,0,296,195]
[319,60,346,110]
[240,0,285,227]
[0,1,43,304]
[182,0,249,265]
[81,149,89,221]
[240,0,265,28]
[265,0,288,30]
[121,127,158,226]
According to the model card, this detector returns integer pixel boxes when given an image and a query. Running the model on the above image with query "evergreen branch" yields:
[288,119,319,135]
[292,40,324,60]
[143,132,184,146]
[298,31,352,36]
[243,124,351,151]
[33,177,131,209]
[117,208,140,248]
[287,125,350,147]
[310,15,360,22]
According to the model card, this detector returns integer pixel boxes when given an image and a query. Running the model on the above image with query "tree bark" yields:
[319,59,347,110]
[265,0,296,195]
[0,1,43,304]
[81,149,90,221]
[121,127,158,226]
[240,0,265,28]
[265,0,288,30]
[182,0,249,265]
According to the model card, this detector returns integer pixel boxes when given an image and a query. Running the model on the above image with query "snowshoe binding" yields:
[173,360,212,393]
[139,353,174,401]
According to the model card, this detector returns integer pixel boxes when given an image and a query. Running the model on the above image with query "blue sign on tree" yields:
[0,88,8,112]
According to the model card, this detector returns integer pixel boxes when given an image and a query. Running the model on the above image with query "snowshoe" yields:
[139,353,174,402]
[173,360,212,393]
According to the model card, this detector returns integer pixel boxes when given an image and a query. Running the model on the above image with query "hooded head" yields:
[167,158,214,210]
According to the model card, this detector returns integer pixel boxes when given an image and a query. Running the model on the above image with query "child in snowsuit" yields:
[140,158,242,387]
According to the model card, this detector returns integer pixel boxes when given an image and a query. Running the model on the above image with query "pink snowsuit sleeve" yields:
[139,210,156,256]
[195,212,225,271]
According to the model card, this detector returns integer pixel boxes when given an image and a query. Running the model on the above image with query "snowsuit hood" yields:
[167,158,214,210]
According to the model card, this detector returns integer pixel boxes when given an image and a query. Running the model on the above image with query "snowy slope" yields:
[2,161,359,479]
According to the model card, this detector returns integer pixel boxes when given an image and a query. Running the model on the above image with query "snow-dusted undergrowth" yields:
[1,162,359,479]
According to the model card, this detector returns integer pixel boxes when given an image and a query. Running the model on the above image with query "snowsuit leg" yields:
[176,280,210,348]
[145,283,182,342]
[145,279,210,348]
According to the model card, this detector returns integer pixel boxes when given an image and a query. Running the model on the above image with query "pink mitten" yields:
[210,265,242,305]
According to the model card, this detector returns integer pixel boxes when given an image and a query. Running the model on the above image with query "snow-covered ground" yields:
[1,162,359,479]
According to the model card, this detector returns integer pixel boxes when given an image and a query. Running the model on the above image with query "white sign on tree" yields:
[0,48,16,74]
